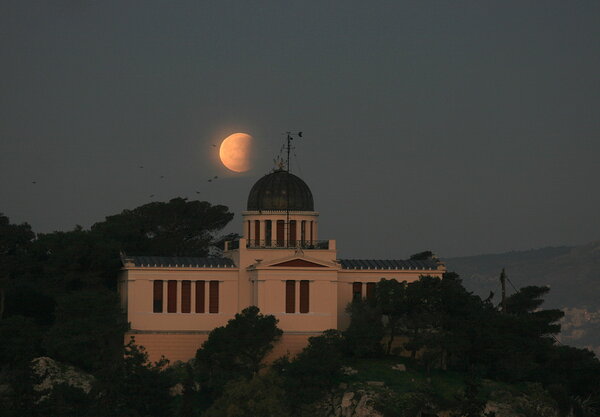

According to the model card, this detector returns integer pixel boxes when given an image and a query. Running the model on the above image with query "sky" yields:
[1,1,599,259]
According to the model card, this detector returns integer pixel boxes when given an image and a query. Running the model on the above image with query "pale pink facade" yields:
[119,170,446,363]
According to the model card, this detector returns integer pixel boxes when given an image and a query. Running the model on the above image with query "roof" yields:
[338,259,441,271]
[247,169,314,211]
[123,255,236,268]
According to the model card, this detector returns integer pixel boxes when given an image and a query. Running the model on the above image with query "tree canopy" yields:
[91,197,234,257]
[194,306,282,400]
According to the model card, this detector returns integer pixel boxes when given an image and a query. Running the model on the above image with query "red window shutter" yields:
[352,282,363,301]
[167,280,177,313]
[181,280,191,313]
[366,282,376,300]
[277,221,285,246]
[289,220,296,245]
[285,280,295,313]
[195,281,205,313]
[153,280,163,313]
[299,280,309,313]
[209,281,219,313]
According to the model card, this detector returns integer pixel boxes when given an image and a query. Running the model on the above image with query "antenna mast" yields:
[283,131,302,247]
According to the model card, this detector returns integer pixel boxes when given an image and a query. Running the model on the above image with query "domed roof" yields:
[247,170,314,211]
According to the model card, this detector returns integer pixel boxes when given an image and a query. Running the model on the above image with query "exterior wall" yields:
[254,267,339,332]
[336,269,445,329]
[128,331,315,364]
[123,268,239,332]
[127,331,210,364]
[265,333,316,362]
[224,237,337,312]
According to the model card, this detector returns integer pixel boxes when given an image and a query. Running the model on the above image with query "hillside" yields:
[444,240,600,354]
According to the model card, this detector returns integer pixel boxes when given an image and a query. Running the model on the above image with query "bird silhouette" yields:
[139,166,144,169]
[207,179,212,182]
[149,194,155,198]
[31,181,37,184]
[211,144,217,147]
[195,191,201,194]
[160,176,164,179]
[213,175,218,179]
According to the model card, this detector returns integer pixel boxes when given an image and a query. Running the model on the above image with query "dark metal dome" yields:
[247,170,314,211]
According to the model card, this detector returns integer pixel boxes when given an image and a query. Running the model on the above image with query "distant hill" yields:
[444,240,600,355]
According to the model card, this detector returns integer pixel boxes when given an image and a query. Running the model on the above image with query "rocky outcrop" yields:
[31,357,94,402]
[316,385,383,417]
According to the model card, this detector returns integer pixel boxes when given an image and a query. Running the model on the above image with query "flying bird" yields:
[213,175,218,179]
[149,194,154,198]
[31,181,37,184]
[139,166,144,169]
[160,176,164,179]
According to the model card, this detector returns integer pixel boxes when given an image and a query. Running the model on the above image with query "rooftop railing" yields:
[247,239,329,249]
[225,239,330,250]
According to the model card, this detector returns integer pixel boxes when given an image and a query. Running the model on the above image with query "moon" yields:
[219,132,253,172]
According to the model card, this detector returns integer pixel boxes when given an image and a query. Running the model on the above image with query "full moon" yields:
[219,132,253,172]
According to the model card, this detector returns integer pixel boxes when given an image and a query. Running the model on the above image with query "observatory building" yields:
[119,169,446,362]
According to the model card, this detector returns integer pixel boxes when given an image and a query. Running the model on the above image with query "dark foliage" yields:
[0,201,235,416]
[274,330,345,416]
[91,338,172,417]
[202,373,288,417]
[91,197,234,257]
[194,306,282,401]
[43,289,128,373]
[410,251,435,260]
[343,298,384,357]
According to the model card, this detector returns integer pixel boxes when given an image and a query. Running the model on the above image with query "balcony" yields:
[226,239,330,250]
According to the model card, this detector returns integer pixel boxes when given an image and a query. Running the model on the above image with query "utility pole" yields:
[500,268,507,313]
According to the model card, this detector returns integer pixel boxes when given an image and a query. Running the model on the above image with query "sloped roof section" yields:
[123,255,236,268]
[271,259,328,268]
[339,259,440,271]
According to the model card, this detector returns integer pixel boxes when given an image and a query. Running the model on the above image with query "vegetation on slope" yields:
[1,205,600,416]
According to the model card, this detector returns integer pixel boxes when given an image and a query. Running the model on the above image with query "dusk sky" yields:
[1,1,599,258]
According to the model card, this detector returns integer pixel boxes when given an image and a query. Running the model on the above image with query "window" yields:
[277,221,285,246]
[167,280,177,313]
[352,282,363,302]
[181,280,191,313]
[195,280,205,313]
[209,281,219,313]
[299,280,309,313]
[366,282,376,300]
[285,280,295,313]
[153,280,163,313]
[265,220,272,246]
[254,220,261,246]
[301,220,306,244]
[289,220,297,245]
